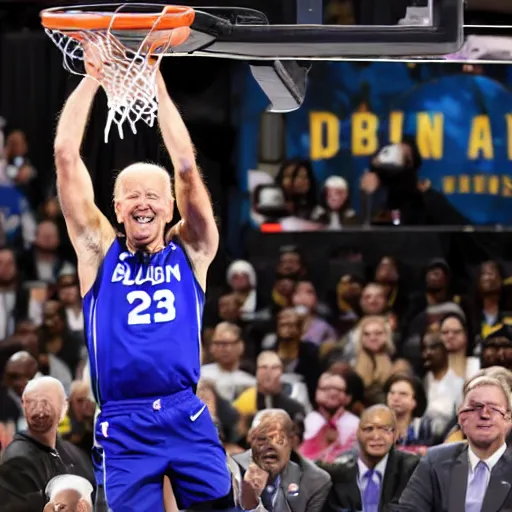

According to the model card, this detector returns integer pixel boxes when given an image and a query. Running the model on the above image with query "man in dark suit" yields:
[320,405,419,512]
[232,408,332,512]
[390,374,512,512]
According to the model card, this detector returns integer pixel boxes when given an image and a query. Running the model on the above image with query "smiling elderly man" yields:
[232,409,331,512]
[390,375,512,512]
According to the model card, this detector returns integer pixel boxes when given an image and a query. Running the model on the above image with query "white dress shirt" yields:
[467,443,507,489]
[357,454,389,494]
[200,363,256,401]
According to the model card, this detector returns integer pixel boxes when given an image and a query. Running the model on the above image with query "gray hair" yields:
[113,162,172,202]
[23,376,68,421]
[250,408,294,436]
[45,475,93,505]
[464,375,512,412]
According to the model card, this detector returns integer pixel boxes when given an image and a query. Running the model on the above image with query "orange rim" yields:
[41,5,195,31]
[147,27,191,51]
[66,26,192,51]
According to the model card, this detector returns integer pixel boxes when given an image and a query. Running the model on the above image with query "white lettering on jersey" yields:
[111,263,181,286]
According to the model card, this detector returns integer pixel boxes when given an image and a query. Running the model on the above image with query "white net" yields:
[45,27,172,142]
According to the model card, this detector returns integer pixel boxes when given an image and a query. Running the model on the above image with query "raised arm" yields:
[54,76,115,295]
[156,71,219,289]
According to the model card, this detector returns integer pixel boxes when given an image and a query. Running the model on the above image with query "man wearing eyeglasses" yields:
[390,375,512,512]
[320,404,419,512]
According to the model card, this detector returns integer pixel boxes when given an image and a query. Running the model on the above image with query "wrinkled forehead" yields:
[24,385,62,404]
[54,488,82,504]
[465,384,509,408]
[118,169,170,196]
[252,418,287,439]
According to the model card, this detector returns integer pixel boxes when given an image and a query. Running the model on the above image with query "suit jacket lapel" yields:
[232,450,252,473]
[447,445,469,512]
[380,450,398,512]
[348,464,363,511]
[279,460,303,512]
[482,450,512,512]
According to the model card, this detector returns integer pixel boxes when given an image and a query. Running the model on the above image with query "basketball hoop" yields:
[41,4,195,142]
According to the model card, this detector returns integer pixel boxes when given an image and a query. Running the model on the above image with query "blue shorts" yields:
[95,388,231,511]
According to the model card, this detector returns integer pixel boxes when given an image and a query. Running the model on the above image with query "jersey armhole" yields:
[171,236,206,301]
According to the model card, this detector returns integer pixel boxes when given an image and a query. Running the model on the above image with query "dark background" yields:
[0,32,238,223]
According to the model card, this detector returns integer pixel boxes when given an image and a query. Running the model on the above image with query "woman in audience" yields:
[275,158,300,215]
[275,158,318,220]
[292,279,337,346]
[439,312,480,380]
[385,373,430,453]
[55,271,83,337]
[353,315,410,405]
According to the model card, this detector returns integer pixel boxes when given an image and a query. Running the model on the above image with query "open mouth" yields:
[30,413,50,425]
[262,453,279,464]
[368,443,386,450]
[133,215,155,224]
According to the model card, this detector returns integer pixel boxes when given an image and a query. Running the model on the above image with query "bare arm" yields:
[54,77,115,295]
[156,72,219,289]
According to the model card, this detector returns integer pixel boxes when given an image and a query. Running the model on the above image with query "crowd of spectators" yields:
[252,140,470,232]
[0,129,512,511]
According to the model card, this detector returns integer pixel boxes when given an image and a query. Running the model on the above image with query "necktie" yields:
[261,481,277,512]
[362,469,381,512]
[466,461,489,512]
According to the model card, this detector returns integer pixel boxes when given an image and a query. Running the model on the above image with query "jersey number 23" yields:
[127,290,176,325]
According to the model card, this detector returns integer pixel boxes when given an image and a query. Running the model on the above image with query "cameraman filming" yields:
[360,136,468,226]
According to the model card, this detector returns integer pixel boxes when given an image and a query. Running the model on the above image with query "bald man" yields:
[320,405,419,512]
[55,65,229,511]
[0,351,38,433]
[0,377,69,510]
[232,408,331,512]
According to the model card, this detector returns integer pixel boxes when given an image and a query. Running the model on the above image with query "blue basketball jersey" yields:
[83,238,204,406]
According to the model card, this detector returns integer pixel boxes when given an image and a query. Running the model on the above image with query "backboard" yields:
[39,0,463,58]
[177,0,464,58]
